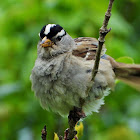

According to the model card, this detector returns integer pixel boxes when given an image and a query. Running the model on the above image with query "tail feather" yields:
[107,56,140,91]
[114,64,140,91]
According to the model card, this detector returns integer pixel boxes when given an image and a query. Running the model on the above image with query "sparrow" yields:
[30,24,140,116]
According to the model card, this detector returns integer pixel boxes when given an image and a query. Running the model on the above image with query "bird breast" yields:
[30,52,115,116]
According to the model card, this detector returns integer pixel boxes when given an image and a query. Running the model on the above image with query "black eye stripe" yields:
[56,32,66,41]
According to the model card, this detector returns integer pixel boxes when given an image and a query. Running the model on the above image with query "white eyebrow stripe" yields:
[55,29,65,37]
[44,24,56,35]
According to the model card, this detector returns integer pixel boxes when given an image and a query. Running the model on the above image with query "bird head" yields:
[38,24,75,58]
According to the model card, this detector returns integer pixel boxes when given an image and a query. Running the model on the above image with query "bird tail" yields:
[107,56,140,91]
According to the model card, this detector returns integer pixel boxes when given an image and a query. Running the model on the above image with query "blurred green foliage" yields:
[0,0,140,140]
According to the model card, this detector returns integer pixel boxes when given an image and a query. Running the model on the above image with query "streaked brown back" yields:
[72,37,106,60]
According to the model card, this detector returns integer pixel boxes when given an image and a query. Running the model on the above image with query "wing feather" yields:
[72,37,106,60]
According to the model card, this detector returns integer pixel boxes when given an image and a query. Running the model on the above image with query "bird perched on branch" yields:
[30,24,140,116]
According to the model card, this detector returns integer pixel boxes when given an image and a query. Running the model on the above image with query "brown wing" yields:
[72,37,106,60]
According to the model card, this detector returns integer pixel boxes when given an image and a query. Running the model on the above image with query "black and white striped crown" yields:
[39,24,66,39]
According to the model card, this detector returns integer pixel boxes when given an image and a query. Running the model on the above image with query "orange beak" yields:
[40,36,52,47]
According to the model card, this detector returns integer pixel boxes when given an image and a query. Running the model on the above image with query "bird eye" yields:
[57,36,62,41]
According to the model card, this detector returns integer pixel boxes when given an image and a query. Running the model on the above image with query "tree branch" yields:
[86,0,115,94]
[92,0,114,80]
[67,107,85,140]
[41,125,47,140]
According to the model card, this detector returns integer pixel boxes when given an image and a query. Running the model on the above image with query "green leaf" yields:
[116,56,134,64]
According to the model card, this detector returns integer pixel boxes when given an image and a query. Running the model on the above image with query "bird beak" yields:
[40,36,52,47]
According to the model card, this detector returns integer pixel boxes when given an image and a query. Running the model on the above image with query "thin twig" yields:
[41,125,47,140]
[74,136,78,140]
[64,128,69,140]
[86,0,115,94]
[59,135,63,140]
[92,0,114,79]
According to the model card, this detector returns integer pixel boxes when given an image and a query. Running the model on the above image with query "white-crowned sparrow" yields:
[30,24,140,116]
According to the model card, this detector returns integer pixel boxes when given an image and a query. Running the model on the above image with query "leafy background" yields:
[0,0,140,139]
